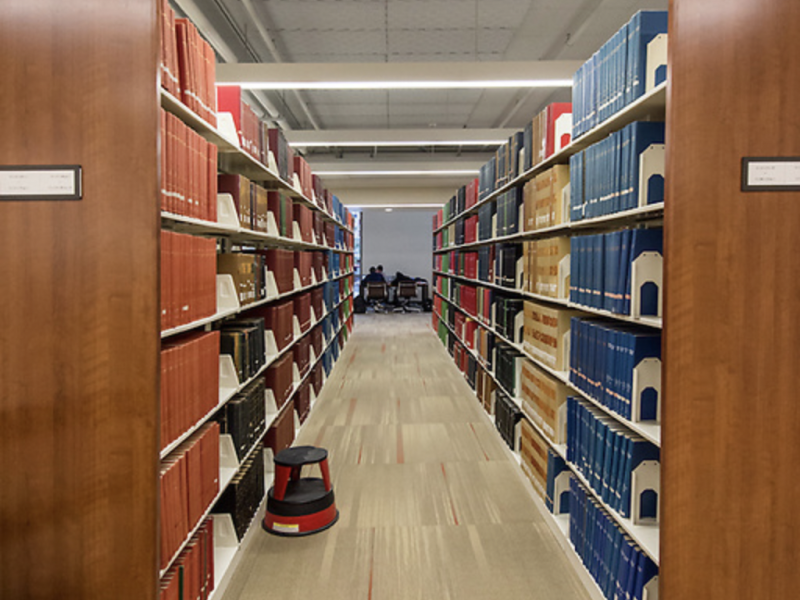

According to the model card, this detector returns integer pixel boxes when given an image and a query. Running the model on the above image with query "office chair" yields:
[394,281,422,313]
[364,282,389,313]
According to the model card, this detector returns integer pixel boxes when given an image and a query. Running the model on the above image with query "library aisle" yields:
[222,313,590,600]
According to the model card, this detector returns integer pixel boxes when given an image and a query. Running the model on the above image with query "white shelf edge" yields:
[432,202,664,255]
[433,272,661,330]
[160,271,354,340]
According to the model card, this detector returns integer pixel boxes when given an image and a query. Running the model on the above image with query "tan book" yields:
[520,361,568,444]
[519,419,548,500]
[523,301,578,372]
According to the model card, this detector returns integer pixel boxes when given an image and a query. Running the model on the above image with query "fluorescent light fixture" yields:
[292,140,506,148]
[224,79,573,91]
[314,170,480,176]
[346,204,444,209]
[385,208,393,212]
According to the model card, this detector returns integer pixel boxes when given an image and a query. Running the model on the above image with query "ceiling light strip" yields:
[292,140,507,148]
[314,170,479,176]
[222,80,573,91]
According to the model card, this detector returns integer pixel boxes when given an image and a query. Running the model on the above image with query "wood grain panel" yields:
[664,1,800,597]
[0,1,159,599]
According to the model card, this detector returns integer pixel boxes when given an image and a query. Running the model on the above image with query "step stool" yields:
[263,445,339,536]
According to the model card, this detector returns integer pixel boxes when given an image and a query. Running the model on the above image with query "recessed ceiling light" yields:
[385,208,393,212]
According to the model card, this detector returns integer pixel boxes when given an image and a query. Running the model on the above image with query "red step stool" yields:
[263,445,339,536]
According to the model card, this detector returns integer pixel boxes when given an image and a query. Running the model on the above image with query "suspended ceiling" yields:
[173,0,669,196]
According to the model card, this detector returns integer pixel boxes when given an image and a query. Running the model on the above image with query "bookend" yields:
[646,33,669,92]
[217,274,241,314]
[216,113,239,148]
[632,357,662,422]
[630,250,663,318]
[217,193,241,229]
[219,354,239,404]
[631,459,660,525]
[553,470,572,516]
[638,144,666,207]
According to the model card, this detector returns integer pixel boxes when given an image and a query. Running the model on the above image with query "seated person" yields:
[361,266,387,299]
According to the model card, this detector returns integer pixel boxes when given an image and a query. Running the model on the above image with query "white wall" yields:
[359,207,436,285]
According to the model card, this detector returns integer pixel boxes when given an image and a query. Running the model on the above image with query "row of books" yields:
[569,478,658,600]
[218,379,267,461]
[570,228,663,316]
[567,397,659,521]
[160,0,217,125]
[435,179,479,227]
[215,448,265,541]
[214,86,355,233]
[161,331,221,451]
[221,318,266,384]
[494,390,522,450]
[523,301,576,373]
[523,237,571,299]
[160,423,220,570]
[216,174,355,250]
[479,103,573,200]
[570,121,665,221]
[159,518,215,600]
[572,10,668,138]
[495,344,524,404]
[161,109,218,221]
[433,164,570,250]
[161,231,217,331]
[570,318,661,422]
[216,248,351,310]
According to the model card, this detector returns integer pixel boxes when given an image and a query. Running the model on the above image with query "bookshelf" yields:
[432,11,667,599]
[0,2,355,598]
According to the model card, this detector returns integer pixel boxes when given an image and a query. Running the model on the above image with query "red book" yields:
[543,102,573,158]
[265,400,295,455]
[293,338,310,378]
[293,293,311,332]
[295,382,310,423]
[265,354,293,408]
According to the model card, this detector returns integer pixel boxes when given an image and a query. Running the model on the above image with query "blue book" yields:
[606,525,624,599]
[591,416,607,492]
[604,325,617,409]
[600,424,617,504]
[627,121,665,209]
[619,126,631,212]
[624,546,641,600]
[624,227,663,315]
[633,552,658,600]
[616,24,629,115]
[616,229,631,314]
[603,231,619,312]
[615,536,634,600]
[607,429,624,508]
[627,11,668,104]
[595,234,606,308]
